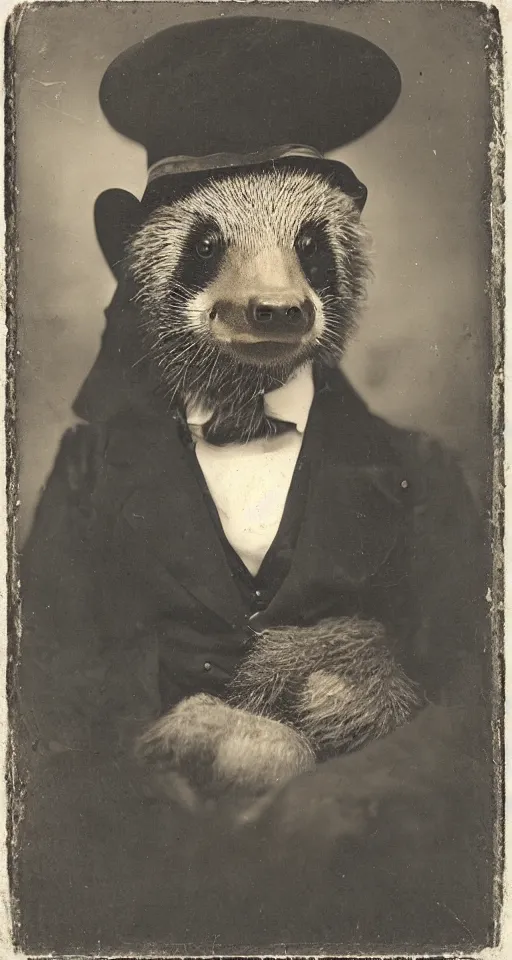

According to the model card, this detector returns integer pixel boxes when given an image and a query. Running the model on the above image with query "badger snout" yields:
[205,246,321,363]
[249,297,315,337]
[211,295,315,344]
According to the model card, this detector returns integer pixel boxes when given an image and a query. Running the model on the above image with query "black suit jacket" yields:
[13,366,494,954]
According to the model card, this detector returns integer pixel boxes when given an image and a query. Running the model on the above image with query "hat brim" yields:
[100,16,401,164]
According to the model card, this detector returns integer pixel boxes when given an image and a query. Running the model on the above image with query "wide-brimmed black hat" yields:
[99,16,400,200]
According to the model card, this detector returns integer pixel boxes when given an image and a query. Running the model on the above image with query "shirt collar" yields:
[186,362,315,438]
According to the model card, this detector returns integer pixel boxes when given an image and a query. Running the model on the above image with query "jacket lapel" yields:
[261,366,409,623]
[109,414,246,625]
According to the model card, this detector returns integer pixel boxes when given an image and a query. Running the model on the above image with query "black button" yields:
[252,591,266,611]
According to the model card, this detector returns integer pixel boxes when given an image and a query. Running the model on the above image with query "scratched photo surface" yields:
[11,2,500,956]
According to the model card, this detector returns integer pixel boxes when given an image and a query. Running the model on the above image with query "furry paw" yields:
[136,694,315,800]
[229,617,421,755]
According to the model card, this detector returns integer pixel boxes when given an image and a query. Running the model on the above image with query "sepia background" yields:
[15,0,493,543]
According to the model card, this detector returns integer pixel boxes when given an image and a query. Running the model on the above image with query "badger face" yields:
[127,166,370,410]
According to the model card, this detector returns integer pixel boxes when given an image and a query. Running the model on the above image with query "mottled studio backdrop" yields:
[15,1,493,543]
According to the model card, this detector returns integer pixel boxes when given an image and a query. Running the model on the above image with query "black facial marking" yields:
[295,221,338,298]
[174,215,226,293]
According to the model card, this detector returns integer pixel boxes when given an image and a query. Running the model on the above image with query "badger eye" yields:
[296,234,318,258]
[195,234,219,259]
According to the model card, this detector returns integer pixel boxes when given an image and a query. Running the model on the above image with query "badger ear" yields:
[352,185,368,214]
[326,160,368,215]
[94,188,144,279]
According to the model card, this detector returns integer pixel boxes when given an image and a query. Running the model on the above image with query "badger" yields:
[127,166,369,444]
[122,164,421,809]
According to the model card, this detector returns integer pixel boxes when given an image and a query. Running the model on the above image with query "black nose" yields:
[249,299,315,337]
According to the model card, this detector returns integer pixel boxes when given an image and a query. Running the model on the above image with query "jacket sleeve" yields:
[14,425,174,953]
[407,434,492,740]
[17,424,109,760]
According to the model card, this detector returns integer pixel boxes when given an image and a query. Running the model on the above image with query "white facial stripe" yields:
[200,246,311,305]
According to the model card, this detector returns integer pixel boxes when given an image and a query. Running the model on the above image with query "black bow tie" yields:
[177,398,296,447]
[203,414,296,446]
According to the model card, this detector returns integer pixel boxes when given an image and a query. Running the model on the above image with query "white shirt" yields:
[187,363,315,575]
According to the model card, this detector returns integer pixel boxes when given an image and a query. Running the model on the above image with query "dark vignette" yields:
[2,1,506,956]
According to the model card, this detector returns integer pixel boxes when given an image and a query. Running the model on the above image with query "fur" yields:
[125,167,370,442]
[136,693,315,797]
[228,617,422,756]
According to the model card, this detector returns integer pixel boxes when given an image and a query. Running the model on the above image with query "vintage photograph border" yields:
[0,0,508,956]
